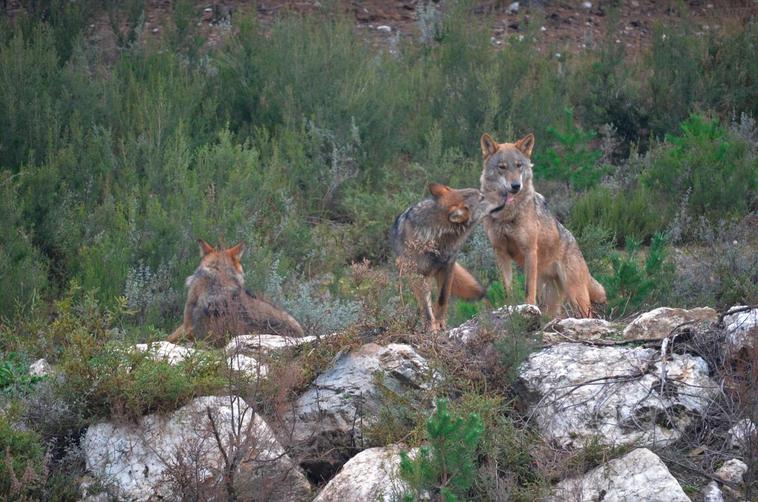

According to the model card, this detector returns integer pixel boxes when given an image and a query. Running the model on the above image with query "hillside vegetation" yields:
[0,1,756,499]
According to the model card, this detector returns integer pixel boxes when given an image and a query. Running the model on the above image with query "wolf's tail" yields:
[588,276,607,304]
[437,262,486,300]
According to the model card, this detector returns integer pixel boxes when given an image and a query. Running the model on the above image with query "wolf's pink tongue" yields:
[505,192,516,205]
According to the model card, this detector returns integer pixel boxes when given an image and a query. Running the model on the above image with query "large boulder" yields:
[83,395,311,501]
[291,343,432,480]
[313,445,413,502]
[518,343,718,448]
[622,307,717,340]
[549,448,690,501]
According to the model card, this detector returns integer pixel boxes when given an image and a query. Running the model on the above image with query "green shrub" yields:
[643,114,758,228]
[670,219,758,308]
[600,234,674,316]
[0,353,42,397]
[535,108,606,190]
[0,415,46,499]
[60,338,223,421]
[400,399,484,501]
[569,185,664,246]
[476,415,547,501]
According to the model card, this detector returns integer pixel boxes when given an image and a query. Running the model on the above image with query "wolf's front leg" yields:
[493,246,513,299]
[524,249,539,305]
[411,276,437,332]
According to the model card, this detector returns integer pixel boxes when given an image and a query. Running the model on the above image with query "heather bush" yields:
[670,219,758,308]
[0,414,46,499]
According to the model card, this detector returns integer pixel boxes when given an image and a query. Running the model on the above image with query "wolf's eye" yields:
[498,163,507,170]
[516,161,523,169]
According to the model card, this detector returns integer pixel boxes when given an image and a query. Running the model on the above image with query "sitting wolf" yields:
[168,239,304,345]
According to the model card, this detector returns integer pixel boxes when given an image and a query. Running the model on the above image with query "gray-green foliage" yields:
[0,3,756,330]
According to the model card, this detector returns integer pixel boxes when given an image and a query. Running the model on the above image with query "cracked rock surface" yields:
[518,343,718,448]
[549,448,690,501]
[291,343,431,480]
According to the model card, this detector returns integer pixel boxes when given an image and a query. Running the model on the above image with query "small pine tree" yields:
[399,399,484,501]
[602,233,672,315]
[538,108,606,190]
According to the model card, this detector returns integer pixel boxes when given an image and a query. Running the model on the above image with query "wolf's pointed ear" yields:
[515,133,535,157]
[429,183,451,199]
[197,239,216,256]
[480,133,499,158]
[227,241,245,260]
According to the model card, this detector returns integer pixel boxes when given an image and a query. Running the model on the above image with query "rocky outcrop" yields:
[313,445,413,502]
[549,448,690,502]
[224,333,336,355]
[133,340,269,380]
[447,304,542,343]
[83,395,311,501]
[622,307,717,340]
[703,481,724,502]
[541,317,621,344]
[518,343,718,448]
[291,343,432,480]
[723,306,757,353]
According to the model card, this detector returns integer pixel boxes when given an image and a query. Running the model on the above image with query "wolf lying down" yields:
[168,239,303,346]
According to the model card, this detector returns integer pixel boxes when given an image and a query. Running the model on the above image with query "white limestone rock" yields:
[313,445,414,502]
[714,458,748,484]
[83,395,311,501]
[541,317,620,344]
[518,343,718,448]
[28,358,53,377]
[291,343,432,477]
[132,341,195,365]
[623,307,717,341]
[447,304,541,343]
[723,306,757,353]
[549,448,690,502]
[224,333,334,355]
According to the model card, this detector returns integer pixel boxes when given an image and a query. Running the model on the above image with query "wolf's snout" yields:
[510,183,521,192]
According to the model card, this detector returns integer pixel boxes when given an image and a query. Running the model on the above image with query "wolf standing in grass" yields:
[167,239,304,345]
[391,183,494,332]
[479,133,606,317]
